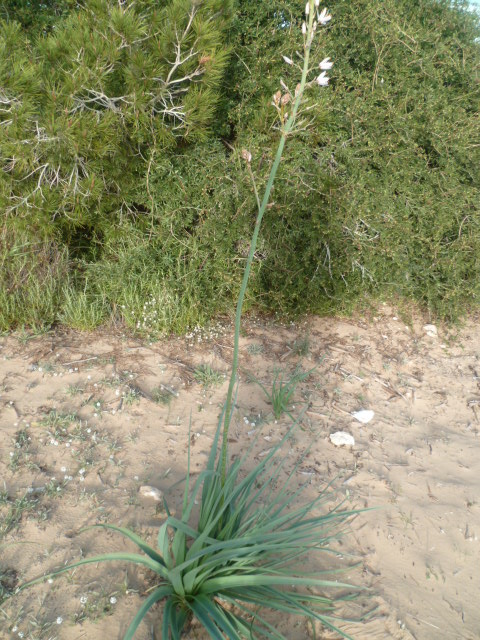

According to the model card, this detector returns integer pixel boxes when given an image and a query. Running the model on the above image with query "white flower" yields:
[305,2,310,16]
[319,57,333,70]
[47,578,53,584]
[110,596,117,605]
[282,55,293,65]
[80,596,88,605]
[316,71,330,86]
[18,632,24,639]
[314,0,320,6]
[78,468,85,475]
[301,22,307,35]
[56,616,63,625]
[317,7,331,25]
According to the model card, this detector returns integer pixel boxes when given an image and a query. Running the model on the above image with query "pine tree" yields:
[0,0,233,247]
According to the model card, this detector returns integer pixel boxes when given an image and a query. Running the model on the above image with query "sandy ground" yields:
[1,306,479,640]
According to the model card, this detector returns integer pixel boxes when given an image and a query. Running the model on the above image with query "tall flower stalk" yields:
[220,0,332,483]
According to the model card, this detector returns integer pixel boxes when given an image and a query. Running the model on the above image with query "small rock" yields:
[329,432,355,447]
[138,485,163,502]
[423,324,437,338]
[352,409,374,424]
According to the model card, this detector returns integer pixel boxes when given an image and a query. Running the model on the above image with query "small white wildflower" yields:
[301,22,307,35]
[56,616,63,625]
[18,632,24,639]
[80,595,88,605]
[79,476,85,482]
[65,442,70,448]
[317,7,331,24]
[9,451,14,457]
[12,627,18,633]
[61,466,67,472]
[314,0,320,6]
[319,57,333,70]
[79,468,85,475]
[282,55,293,65]
[110,596,117,605]
[47,578,53,584]
[316,71,330,86]
[305,1,310,16]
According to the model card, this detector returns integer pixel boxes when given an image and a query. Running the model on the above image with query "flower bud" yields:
[302,22,307,35]
[280,93,291,105]
[305,2,310,16]
[282,55,293,65]
[273,90,282,105]
[294,83,301,97]
[241,149,252,163]
[314,0,320,6]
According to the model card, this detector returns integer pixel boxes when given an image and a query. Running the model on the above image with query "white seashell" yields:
[423,324,437,337]
[352,409,374,424]
[329,431,355,447]
[139,485,163,502]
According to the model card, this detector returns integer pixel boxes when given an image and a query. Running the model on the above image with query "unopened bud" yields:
[314,0,320,6]
[241,149,252,163]
[273,90,282,105]
[302,22,307,35]
[294,83,301,97]
[282,55,293,65]
[305,2,310,16]
[280,93,291,105]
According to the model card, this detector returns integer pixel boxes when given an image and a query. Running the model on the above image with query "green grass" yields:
[193,365,225,390]
[255,367,314,420]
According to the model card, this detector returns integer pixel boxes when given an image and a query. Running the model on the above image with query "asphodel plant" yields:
[14,4,366,639]
[220,0,333,483]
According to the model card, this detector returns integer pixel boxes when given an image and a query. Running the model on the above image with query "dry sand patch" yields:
[1,309,479,639]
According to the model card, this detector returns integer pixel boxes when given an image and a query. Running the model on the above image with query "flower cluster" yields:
[273,1,333,124]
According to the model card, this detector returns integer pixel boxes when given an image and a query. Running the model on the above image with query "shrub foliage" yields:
[1,0,480,331]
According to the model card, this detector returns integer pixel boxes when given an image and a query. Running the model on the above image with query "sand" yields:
[1,306,479,639]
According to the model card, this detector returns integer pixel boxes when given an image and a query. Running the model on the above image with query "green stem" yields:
[220,4,316,485]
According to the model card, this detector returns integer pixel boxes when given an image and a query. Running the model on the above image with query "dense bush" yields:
[223,0,480,318]
[1,0,479,332]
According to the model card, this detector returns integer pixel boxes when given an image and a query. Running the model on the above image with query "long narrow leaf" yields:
[124,585,172,640]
